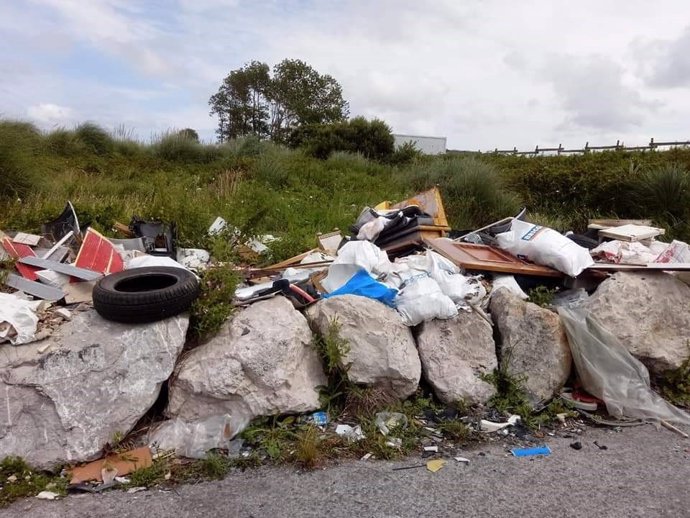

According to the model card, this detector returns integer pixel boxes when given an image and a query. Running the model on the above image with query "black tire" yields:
[93,266,200,323]
[567,233,599,250]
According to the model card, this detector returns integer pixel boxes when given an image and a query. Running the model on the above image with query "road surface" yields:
[3,424,688,518]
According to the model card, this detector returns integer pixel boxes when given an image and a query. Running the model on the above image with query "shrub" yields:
[74,122,115,156]
[153,132,221,163]
[403,156,521,229]
[0,121,41,199]
[630,163,690,228]
[44,128,84,156]
[291,117,395,161]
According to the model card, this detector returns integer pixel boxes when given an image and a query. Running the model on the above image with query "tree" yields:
[177,128,200,142]
[209,59,349,142]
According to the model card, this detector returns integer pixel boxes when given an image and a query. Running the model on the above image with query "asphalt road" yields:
[3,424,689,518]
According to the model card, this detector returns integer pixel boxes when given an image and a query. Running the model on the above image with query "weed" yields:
[0,456,67,508]
[190,265,240,340]
[199,452,232,480]
[483,347,535,425]
[527,286,557,308]
[436,420,472,441]
[127,461,168,488]
[660,342,690,407]
[314,318,350,374]
[342,386,396,420]
[294,425,323,469]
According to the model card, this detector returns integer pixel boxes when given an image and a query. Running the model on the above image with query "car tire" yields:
[93,266,200,323]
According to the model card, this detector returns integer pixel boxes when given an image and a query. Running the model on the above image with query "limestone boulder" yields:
[582,272,690,375]
[0,309,189,469]
[167,296,326,422]
[416,312,497,405]
[306,295,421,400]
[490,288,571,405]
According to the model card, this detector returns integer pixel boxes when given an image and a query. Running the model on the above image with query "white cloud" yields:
[26,103,75,125]
[3,0,690,149]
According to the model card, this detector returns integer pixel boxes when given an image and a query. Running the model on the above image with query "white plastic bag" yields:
[395,274,458,326]
[491,275,528,300]
[148,413,249,459]
[559,307,690,426]
[496,219,593,277]
[322,241,391,293]
[426,251,477,303]
[654,240,690,264]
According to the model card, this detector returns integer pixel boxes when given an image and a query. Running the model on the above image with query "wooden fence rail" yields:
[490,138,690,156]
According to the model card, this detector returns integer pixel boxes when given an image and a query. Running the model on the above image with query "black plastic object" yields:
[93,266,199,323]
[129,217,177,258]
[42,201,82,241]
[567,233,599,250]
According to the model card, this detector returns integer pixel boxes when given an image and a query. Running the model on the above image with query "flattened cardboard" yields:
[70,447,152,484]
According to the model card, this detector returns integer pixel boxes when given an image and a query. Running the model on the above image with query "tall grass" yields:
[403,156,521,229]
[0,121,42,199]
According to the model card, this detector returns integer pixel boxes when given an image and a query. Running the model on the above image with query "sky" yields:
[2,0,690,150]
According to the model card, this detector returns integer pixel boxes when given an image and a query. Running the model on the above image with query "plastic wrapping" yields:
[559,307,690,426]
[0,293,41,345]
[427,251,478,303]
[322,241,391,293]
[148,414,250,459]
[395,273,457,326]
[496,219,593,277]
[324,269,398,307]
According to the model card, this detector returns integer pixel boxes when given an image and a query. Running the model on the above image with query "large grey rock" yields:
[168,296,326,422]
[490,289,571,404]
[0,309,188,469]
[583,272,690,375]
[306,295,421,400]
[416,312,497,405]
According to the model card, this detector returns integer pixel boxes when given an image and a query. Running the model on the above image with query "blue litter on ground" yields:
[511,445,552,457]
[324,269,398,307]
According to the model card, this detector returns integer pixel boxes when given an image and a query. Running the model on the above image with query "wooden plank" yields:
[588,262,690,271]
[425,238,563,277]
[388,187,451,230]
[2,237,40,280]
[264,249,319,270]
[4,273,65,301]
[70,446,152,484]
[18,257,103,281]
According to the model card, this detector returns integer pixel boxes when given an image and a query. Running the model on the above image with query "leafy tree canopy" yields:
[209,59,349,143]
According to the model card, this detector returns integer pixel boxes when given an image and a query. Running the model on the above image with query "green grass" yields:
[0,457,67,508]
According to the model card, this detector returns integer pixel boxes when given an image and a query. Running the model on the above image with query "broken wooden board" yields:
[264,248,319,270]
[5,273,65,301]
[588,262,690,271]
[1,237,40,280]
[425,238,563,277]
[18,257,103,281]
[75,228,124,275]
[317,230,342,256]
[69,447,152,484]
[597,224,665,242]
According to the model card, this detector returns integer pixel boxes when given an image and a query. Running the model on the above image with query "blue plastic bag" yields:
[324,269,397,307]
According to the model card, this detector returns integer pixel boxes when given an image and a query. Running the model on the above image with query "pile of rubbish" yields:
[3,189,690,494]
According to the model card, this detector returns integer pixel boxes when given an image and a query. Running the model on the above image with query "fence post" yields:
[584,141,589,153]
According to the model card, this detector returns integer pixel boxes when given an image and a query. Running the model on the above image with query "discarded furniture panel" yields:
[75,228,124,275]
[317,230,343,256]
[425,238,562,277]
[5,273,65,301]
[19,257,103,281]
[2,237,40,280]
[588,218,653,231]
[598,224,665,242]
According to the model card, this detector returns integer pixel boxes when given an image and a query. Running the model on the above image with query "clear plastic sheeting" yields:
[148,413,250,459]
[559,307,690,427]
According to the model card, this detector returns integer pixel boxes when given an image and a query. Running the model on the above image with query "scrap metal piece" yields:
[18,257,103,281]
[5,273,65,301]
